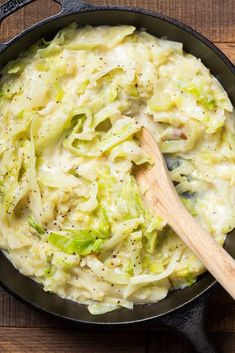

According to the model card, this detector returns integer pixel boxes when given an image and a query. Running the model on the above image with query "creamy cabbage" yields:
[0,24,234,315]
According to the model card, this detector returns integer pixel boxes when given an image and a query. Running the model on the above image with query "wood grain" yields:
[0,328,146,353]
[1,326,235,353]
[0,0,61,42]
[0,0,235,352]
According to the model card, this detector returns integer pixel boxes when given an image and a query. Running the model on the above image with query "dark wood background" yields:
[0,0,234,352]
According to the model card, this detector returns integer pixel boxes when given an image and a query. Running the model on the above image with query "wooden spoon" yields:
[135,127,235,299]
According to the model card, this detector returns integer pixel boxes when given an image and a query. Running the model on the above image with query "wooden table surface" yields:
[0,0,235,352]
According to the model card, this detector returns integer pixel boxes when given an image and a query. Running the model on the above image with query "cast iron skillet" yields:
[0,1,235,352]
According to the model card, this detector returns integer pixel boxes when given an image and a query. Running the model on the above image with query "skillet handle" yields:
[158,287,221,353]
[56,0,95,13]
[0,0,34,22]
[0,0,95,52]
[0,0,93,22]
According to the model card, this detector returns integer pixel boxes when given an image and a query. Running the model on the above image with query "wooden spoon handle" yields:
[136,128,235,299]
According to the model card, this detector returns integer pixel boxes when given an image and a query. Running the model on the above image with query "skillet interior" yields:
[0,9,235,325]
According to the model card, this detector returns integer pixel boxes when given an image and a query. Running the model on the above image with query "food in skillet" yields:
[0,24,234,315]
